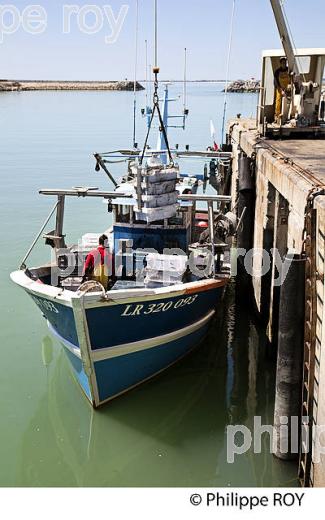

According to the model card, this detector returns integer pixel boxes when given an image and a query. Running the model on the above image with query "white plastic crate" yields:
[135,204,178,223]
[143,167,178,184]
[142,180,176,195]
[81,233,101,251]
[145,253,188,274]
[142,191,179,208]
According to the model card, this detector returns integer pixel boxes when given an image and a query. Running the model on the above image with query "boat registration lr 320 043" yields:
[121,294,198,317]
[31,295,59,314]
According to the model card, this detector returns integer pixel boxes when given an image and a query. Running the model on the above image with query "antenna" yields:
[149,62,152,101]
[221,0,236,145]
[183,47,188,129]
[145,39,148,108]
[132,0,139,148]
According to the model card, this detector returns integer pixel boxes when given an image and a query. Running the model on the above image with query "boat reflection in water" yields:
[19,283,297,487]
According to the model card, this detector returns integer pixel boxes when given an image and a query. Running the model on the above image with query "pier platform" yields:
[229,118,325,487]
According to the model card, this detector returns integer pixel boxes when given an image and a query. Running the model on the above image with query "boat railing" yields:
[21,188,232,277]
[18,190,134,270]
[39,188,231,204]
[39,189,133,198]
[96,149,233,161]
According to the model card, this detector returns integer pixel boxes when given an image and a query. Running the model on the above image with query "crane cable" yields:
[221,0,236,146]
[132,0,139,148]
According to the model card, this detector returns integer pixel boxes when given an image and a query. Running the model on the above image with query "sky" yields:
[0,0,325,81]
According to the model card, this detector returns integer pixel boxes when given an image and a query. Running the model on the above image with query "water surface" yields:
[0,84,297,486]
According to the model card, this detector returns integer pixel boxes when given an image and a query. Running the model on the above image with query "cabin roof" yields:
[262,48,325,58]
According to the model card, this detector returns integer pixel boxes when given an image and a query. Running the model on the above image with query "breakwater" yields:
[0,80,144,92]
[224,79,260,93]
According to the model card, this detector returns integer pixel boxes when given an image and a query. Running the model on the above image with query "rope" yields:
[78,280,106,296]
[132,0,139,148]
[156,95,173,164]
[139,106,156,165]
[139,80,173,165]
[221,0,236,145]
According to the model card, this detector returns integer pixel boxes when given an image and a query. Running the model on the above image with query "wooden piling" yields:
[273,254,305,459]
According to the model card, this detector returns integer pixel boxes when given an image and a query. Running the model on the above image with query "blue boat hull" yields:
[53,317,211,405]
[10,270,226,407]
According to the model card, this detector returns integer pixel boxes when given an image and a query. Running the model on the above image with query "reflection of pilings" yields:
[273,255,305,460]
[226,279,251,423]
[246,322,258,418]
[260,185,276,325]
[226,281,236,413]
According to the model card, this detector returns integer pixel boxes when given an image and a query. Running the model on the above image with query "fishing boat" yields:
[10,116,233,408]
[10,9,235,406]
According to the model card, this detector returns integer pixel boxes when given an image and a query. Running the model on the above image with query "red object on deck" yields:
[197,221,209,229]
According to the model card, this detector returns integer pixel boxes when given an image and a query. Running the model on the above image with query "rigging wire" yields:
[221,0,236,146]
[132,0,139,148]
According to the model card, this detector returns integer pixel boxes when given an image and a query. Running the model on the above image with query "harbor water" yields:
[0,84,297,486]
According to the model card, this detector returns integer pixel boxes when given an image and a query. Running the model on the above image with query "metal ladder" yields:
[299,197,317,487]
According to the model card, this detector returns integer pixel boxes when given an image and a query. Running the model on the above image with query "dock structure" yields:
[229,117,325,487]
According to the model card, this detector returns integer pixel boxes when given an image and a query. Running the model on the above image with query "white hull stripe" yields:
[48,309,215,363]
[48,323,82,359]
[11,269,226,309]
[91,309,215,361]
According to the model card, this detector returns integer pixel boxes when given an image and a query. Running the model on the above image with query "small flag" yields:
[210,120,218,150]
[210,120,216,139]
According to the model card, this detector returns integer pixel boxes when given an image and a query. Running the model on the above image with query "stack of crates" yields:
[135,163,179,223]
[144,253,188,287]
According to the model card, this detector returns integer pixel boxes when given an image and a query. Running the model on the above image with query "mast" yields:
[132,0,139,148]
[154,0,158,71]
[139,0,173,166]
